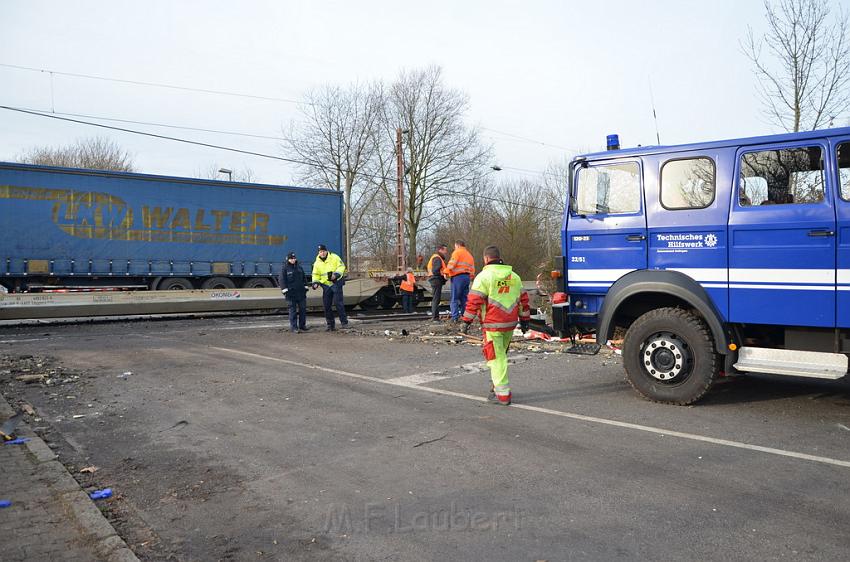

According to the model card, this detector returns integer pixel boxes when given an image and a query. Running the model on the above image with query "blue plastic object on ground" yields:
[89,488,113,500]
[3,437,30,445]
[0,500,12,508]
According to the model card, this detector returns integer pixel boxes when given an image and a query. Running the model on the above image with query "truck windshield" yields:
[575,162,640,215]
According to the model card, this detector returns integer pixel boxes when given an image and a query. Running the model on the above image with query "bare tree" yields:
[743,0,850,131]
[351,193,398,271]
[433,176,563,278]
[377,66,492,265]
[540,159,570,260]
[285,83,383,264]
[489,179,549,277]
[433,180,498,265]
[18,137,135,171]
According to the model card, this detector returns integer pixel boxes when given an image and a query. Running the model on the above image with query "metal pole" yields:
[396,128,406,271]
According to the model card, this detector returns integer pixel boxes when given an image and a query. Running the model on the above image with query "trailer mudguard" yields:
[596,269,728,354]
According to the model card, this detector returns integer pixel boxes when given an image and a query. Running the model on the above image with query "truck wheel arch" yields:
[596,270,728,355]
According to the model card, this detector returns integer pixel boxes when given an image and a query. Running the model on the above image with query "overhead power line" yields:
[7,104,567,180]
[481,126,577,152]
[1,105,563,215]
[0,62,304,104]
[1,62,574,151]
[9,105,290,141]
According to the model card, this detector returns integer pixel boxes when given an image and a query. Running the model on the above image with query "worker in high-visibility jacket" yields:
[311,244,348,331]
[445,240,475,322]
[399,267,417,313]
[426,244,449,321]
[461,245,530,405]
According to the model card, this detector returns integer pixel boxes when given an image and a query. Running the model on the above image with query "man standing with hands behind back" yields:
[445,240,475,323]
[279,252,309,333]
[426,244,449,322]
[312,244,348,331]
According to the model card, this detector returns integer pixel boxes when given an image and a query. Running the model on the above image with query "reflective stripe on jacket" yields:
[311,252,346,286]
[400,272,416,293]
[446,247,475,278]
[462,263,530,332]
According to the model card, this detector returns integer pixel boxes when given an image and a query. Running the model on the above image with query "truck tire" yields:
[622,307,719,405]
[241,278,274,288]
[158,277,193,290]
[201,277,236,290]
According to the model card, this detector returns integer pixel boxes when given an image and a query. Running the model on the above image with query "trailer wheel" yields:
[622,307,719,405]
[201,277,236,290]
[377,289,397,309]
[158,277,193,290]
[242,278,273,288]
[358,293,380,310]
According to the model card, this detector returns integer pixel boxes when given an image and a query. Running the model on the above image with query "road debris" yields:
[79,466,99,474]
[15,374,45,383]
[89,488,113,500]
[1,410,25,440]
[4,437,31,445]
[0,500,12,508]
[412,433,449,448]
[161,420,190,432]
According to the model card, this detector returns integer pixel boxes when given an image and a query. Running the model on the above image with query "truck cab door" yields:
[729,142,836,327]
[566,159,648,294]
[834,139,850,328]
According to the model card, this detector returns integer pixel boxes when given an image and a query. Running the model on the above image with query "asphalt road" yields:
[1,315,849,561]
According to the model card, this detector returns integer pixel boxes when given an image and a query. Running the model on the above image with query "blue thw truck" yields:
[553,128,850,404]
[0,162,343,293]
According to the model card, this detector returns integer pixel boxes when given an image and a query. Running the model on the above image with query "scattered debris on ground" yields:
[351,317,620,357]
[1,354,84,388]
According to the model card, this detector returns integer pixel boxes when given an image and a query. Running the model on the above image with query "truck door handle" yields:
[808,230,835,237]
[626,234,646,241]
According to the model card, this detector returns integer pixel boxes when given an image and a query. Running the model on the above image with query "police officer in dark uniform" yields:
[279,252,309,333]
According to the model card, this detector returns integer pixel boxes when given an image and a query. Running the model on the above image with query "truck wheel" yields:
[622,307,719,405]
[201,277,236,290]
[158,277,193,290]
[242,278,273,288]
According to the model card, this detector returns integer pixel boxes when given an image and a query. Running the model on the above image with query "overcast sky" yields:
[0,0,813,186]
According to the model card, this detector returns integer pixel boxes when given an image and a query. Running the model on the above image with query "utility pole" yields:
[395,128,406,271]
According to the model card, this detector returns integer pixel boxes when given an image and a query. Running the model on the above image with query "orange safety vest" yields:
[446,247,475,278]
[400,272,416,293]
[427,253,447,277]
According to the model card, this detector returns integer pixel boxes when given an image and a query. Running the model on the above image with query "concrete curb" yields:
[1,398,140,562]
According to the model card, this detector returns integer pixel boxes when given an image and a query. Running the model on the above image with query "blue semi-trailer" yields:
[0,162,343,292]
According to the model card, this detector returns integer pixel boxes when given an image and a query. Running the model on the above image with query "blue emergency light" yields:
[607,134,620,151]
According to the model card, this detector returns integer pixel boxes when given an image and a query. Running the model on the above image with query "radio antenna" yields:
[649,77,661,145]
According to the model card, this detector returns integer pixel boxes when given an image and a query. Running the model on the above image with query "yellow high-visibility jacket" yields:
[312,252,346,286]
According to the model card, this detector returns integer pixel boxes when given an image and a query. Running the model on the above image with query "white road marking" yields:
[0,338,49,343]
[388,373,451,385]
[214,323,285,331]
[208,345,850,469]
